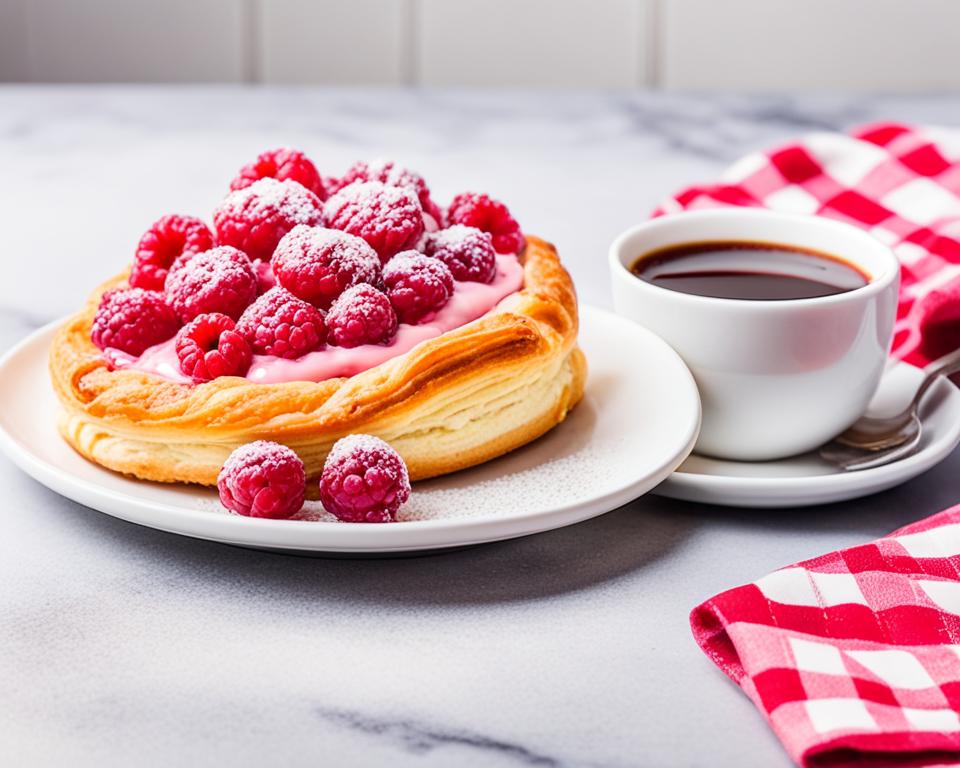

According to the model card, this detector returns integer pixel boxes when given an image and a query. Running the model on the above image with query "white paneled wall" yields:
[662,0,960,90]
[12,0,248,83]
[416,0,649,88]
[0,0,27,81]
[1,0,959,90]
[258,0,410,85]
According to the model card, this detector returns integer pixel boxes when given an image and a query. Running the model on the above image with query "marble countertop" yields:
[2,86,959,767]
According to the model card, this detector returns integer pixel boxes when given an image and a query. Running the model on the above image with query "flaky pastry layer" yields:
[50,236,586,485]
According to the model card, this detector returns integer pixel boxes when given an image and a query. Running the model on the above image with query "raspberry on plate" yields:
[230,147,326,199]
[447,192,524,254]
[325,284,398,348]
[91,287,180,356]
[272,225,382,310]
[236,287,326,359]
[422,225,497,284]
[213,177,325,263]
[382,251,454,324]
[130,214,214,291]
[318,434,410,523]
[331,160,443,225]
[175,313,252,383]
[218,440,306,519]
[325,181,424,264]
[164,246,258,323]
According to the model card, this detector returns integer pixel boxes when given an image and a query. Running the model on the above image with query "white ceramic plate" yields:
[0,306,700,554]
[656,362,960,508]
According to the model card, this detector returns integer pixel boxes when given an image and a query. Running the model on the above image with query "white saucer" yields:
[0,306,700,555]
[656,362,960,508]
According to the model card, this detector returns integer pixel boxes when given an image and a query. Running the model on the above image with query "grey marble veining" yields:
[1,86,959,768]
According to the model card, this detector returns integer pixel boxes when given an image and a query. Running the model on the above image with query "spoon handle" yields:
[910,347,960,413]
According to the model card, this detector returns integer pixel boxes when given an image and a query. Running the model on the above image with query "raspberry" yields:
[382,251,454,324]
[130,214,214,291]
[422,225,497,283]
[331,160,443,225]
[91,287,180,356]
[325,181,424,264]
[164,246,258,322]
[175,313,252,383]
[318,434,410,523]
[236,287,326,359]
[230,147,326,200]
[325,284,398,348]
[213,178,325,263]
[272,225,382,310]
[217,441,306,519]
[447,192,524,254]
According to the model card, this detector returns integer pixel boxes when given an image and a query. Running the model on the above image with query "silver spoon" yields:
[819,428,924,472]
[819,347,960,471]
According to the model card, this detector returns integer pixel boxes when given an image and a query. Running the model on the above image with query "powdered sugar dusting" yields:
[225,178,324,225]
[235,286,326,359]
[328,180,421,217]
[336,160,429,201]
[396,439,622,522]
[325,181,424,262]
[384,252,451,288]
[326,284,397,347]
[94,288,181,356]
[195,417,629,525]
[383,251,454,324]
[423,225,497,283]
[327,433,397,465]
[288,505,338,522]
[165,246,258,322]
[364,160,432,206]
[169,245,248,283]
[318,433,411,522]
[428,224,488,250]
[113,254,524,384]
[278,225,382,275]
[272,225,383,309]
[362,160,443,223]
[218,440,306,519]
[223,440,301,474]
[213,177,326,263]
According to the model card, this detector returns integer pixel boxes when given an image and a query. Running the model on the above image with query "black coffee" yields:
[631,241,869,300]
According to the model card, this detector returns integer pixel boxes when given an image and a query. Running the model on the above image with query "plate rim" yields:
[0,305,702,552]
[656,375,960,504]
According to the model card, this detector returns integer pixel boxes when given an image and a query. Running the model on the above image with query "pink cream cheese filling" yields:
[107,254,525,385]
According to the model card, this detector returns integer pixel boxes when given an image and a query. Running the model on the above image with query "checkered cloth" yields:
[656,123,960,368]
[692,507,960,767]
[679,124,960,765]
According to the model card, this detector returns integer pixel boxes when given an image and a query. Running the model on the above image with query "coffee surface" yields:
[631,241,868,301]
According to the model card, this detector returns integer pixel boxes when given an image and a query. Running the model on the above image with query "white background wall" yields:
[1,0,958,89]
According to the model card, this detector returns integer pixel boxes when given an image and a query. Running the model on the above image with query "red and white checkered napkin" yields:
[656,122,960,368]
[692,507,960,767]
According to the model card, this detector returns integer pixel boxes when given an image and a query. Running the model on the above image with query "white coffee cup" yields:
[609,209,900,461]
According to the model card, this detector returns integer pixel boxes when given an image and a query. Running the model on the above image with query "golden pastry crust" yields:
[50,236,586,485]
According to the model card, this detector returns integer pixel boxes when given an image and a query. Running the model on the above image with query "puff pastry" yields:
[50,236,586,485]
